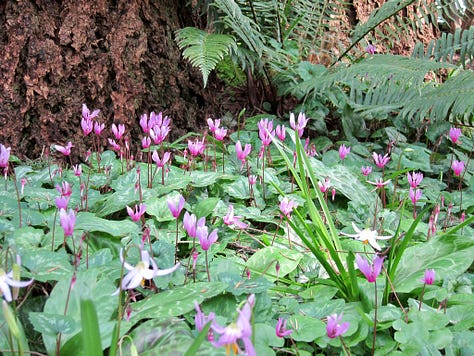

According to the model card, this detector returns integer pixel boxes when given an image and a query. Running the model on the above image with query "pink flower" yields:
[141,136,151,149]
[111,123,125,140]
[365,44,376,54]
[54,142,74,156]
[361,166,372,176]
[355,254,384,283]
[452,160,465,176]
[258,118,275,146]
[59,208,76,237]
[82,104,100,121]
[326,313,350,339]
[280,197,298,218]
[55,196,70,210]
[449,127,461,144]
[56,181,72,197]
[407,172,423,188]
[318,178,330,193]
[223,205,248,229]
[338,144,350,160]
[152,151,171,168]
[126,204,146,222]
[150,125,170,145]
[275,125,286,141]
[0,144,11,168]
[248,175,257,185]
[276,318,293,338]
[197,225,218,251]
[214,127,227,141]
[409,188,422,204]
[108,138,121,151]
[183,212,205,238]
[289,112,308,138]
[372,152,390,168]
[188,137,206,157]
[367,177,391,190]
[167,195,185,218]
[211,295,255,356]
[236,141,251,165]
[207,118,221,133]
[73,164,82,177]
[194,301,216,331]
[81,117,93,136]
[94,122,105,136]
[422,269,435,285]
[21,178,27,194]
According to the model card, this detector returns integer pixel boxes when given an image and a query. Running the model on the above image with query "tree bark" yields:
[0,0,217,159]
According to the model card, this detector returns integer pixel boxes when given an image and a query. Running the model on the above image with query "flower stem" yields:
[340,335,351,356]
[372,280,378,356]
[418,283,426,311]
[205,250,211,282]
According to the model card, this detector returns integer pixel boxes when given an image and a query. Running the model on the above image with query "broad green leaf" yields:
[29,312,78,335]
[288,315,326,342]
[129,282,227,324]
[246,246,303,282]
[81,299,103,356]
[21,250,73,282]
[393,233,474,293]
[75,212,140,237]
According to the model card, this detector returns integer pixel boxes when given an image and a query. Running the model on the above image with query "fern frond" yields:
[175,27,236,87]
[412,26,474,67]
[400,70,474,125]
[298,54,455,95]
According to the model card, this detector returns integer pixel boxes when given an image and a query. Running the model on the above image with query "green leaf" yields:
[29,312,78,335]
[393,233,474,293]
[75,212,140,237]
[246,246,303,282]
[288,315,326,342]
[81,300,102,356]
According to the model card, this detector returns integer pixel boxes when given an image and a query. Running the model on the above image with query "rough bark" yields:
[0,0,221,159]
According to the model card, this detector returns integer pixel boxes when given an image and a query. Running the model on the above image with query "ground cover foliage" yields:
[0,97,473,356]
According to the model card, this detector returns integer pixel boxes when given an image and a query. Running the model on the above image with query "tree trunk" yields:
[0,0,218,159]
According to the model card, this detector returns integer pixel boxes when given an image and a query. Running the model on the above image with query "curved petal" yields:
[5,278,33,288]
[0,281,12,302]
[368,237,382,251]
[154,263,180,277]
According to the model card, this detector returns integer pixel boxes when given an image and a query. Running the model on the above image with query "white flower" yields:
[341,223,392,251]
[0,268,33,302]
[112,249,180,295]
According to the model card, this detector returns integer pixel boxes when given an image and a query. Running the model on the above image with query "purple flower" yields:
[355,254,385,283]
[409,188,422,204]
[94,122,105,136]
[152,150,171,168]
[223,205,248,229]
[207,118,221,133]
[0,144,11,168]
[82,104,100,121]
[407,172,423,188]
[449,127,461,144]
[167,195,185,218]
[56,181,72,197]
[276,318,293,338]
[365,44,376,55]
[197,225,218,251]
[73,164,82,177]
[211,295,256,356]
[141,136,151,149]
[81,117,93,136]
[279,197,298,218]
[150,125,170,145]
[318,178,330,193]
[54,142,74,156]
[112,249,180,295]
[126,204,146,222]
[361,166,372,176]
[338,144,350,160]
[183,212,205,238]
[59,208,76,237]
[55,196,70,210]
[112,123,125,140]
[236,141,251,165]
[258,118,275,146]
[214,127,227,141]
[188,137,206,157]
[372,152,390,169]
[422,269,435,285]
[108,138,121,151]
[452,160,465,176]
[326,313,350,339]
[275,125,286,141]
[194,301,215,331]
[289,112,308,138]
[367,177,391,191]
